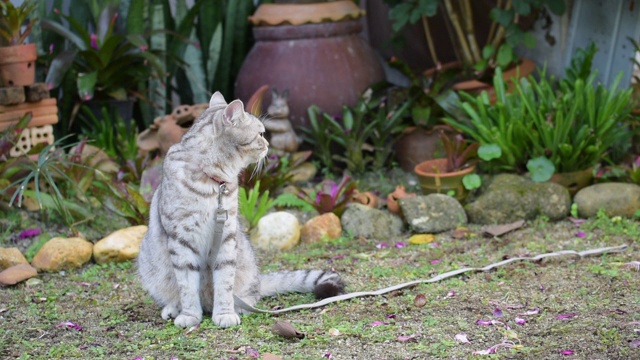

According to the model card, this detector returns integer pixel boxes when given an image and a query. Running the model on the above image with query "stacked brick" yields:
[0,83,58,157]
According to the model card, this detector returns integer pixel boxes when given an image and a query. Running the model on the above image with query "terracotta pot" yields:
[394,125,456,172]
[414,158,475,201]
[0,44,37,87]
[235,1,385,131]
[550,167,594,196]
[351,190,378,208]
[424,58,536,95]
[386,185,416,215]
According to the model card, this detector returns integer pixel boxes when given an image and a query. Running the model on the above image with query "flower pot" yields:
[0,44,37,87]
[550,167,594,196]
[235,1,385,132]
[414,158,475,201]
[394,125,455,172]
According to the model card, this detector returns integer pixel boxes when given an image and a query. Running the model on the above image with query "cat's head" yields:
[186,92,268,170]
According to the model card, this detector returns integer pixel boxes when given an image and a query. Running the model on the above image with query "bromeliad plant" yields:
[41,4,164,102]
[296,175,357,216]
[440,132,479,172]
[0,0,37,46]
[303,91,411,175]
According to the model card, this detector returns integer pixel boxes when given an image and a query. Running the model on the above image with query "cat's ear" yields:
[209,91,226,108]
[223,99,245,126]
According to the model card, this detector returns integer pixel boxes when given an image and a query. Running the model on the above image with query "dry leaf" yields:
[409,234,435,245]
[483,220,525,237]
[271,321,305,339]
[414,294,427,308]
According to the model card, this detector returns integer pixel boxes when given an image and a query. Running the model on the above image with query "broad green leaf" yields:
[462,173,482,190]
[527,156,555,182]
[523,32,537,48]
[478,143,502,161]
[496,44,513,67]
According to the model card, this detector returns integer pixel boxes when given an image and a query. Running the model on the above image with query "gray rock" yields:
[399,194,467,233]
[341,203,403,240]
[574,183,640,218]
[465,174,570,224]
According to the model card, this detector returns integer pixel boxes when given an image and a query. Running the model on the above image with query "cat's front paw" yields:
[213,313,241,328]
[161,304,180,320]
[174,314,202,328]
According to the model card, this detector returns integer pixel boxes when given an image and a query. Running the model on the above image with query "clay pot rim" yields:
[414,158,476,177]
[0,43,37,65]
[249,0,365,26]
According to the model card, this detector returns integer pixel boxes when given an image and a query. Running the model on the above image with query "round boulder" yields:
[0,247,28,271]
[399,194,467,233]
[250,212,301,251]
[93,225,148,264]
[574,183,640,218]
[301,212,342,243]
[341,203,403,240]
[31,237,93,272]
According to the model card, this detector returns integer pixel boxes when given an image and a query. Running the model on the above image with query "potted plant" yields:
[387,57,460,172]
[444,45,633,195]
[384,0,564,89]
[41,4,164,123]
[0,0,37,87]
[414,131,478,201]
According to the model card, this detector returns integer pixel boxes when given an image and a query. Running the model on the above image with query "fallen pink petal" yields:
[556,313,578,320]
[429,242,440,248]
[430,259,442,265]
[472,347,496,355]
[624,261,640,271]
[446,290,456,297]
[575,231,587,238]
[515,317,526,325]
[56,321,82,331]
[568,217,586,226]
[369,321,388,327]
[492,307,503,317]
[396,335,416,342]
[184,324,199,335]
[454,333,470,343]
[18,228,41,239]
[385,314,396,319]
[475,319,493,326]
[245,347,259,358]
[518,308,541,316]
[323,353,333,359]
[630,339,640,348]
[376,242,389,249]
[395,241,407,248]
[560,349,574,355]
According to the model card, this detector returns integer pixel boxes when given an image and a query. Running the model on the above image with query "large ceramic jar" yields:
[235,1,385,131]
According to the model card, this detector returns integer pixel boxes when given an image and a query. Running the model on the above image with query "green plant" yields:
[271,192,316,213]
[240,151,312,196]
[384,0,565,78]
[91,172,149,226]
[517,70,632,173]
[439,132,479,172]
[0,0,36,46]
[238,180,275,229]
[41,4,164,102]
[303,92,411,175]
[78,105,139,163]
[442,67,532,173]
[296,174,357,216]
[0,121,94,230]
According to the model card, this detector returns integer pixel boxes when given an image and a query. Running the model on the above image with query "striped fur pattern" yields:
[138,92,344,328]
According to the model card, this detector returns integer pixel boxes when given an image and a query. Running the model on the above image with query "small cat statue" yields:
[265,88,301,155]
[138,92,344,328]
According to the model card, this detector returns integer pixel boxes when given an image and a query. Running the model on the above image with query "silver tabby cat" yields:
[138,92,344,328]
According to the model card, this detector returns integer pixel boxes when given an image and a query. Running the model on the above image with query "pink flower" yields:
[56,321,82,331]
[492,307,503,317]
[560,349,574,355]
[376,242,389,249]
[18,228,41,239]
[575,231,586,238]
[395,241,406,248]
[556,313,578,320]
[455,333,470,343]
[515,317,526,325]
[90,34,99,50]
[139,45,148,51]
[397,335,416,342]
[430,259,442,265]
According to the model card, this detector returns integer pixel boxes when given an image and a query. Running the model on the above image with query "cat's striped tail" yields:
[260,270,345,299]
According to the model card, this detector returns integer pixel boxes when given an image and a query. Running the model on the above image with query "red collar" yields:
[209,175,226,184]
